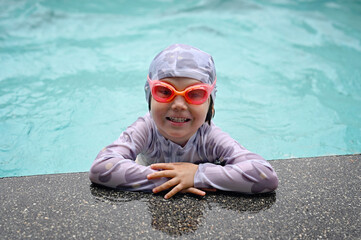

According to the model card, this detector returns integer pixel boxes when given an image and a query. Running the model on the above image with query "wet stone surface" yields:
[0,154,360,239]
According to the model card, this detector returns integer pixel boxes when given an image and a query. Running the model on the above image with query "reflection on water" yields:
[90,184,276,236]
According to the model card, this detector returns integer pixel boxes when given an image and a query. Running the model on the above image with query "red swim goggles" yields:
[147,75,216,105]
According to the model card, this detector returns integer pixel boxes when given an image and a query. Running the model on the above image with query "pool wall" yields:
[1,154,360,239]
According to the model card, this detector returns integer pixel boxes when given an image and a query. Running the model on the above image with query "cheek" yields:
[202,99,212,121]
[150,97,160,111]
[150,98,158,116]
[202,99,211,114]
[150,98,167,117]
[191,101,210,121]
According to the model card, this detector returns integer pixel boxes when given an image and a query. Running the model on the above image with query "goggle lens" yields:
[153,85,174,100]
[187,89,206,101]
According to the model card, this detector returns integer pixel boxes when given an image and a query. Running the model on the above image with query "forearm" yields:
[89,157,168,192]
[194,160,278,194]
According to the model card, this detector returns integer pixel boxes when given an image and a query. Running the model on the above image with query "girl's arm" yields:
[89,115,168,191]
[194,126,278,194]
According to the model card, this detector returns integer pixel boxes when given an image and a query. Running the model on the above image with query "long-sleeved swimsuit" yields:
[89,113,278,194]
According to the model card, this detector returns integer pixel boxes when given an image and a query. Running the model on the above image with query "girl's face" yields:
[150,77,210,147]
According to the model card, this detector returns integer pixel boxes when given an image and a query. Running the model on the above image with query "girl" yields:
[89,44,278,199]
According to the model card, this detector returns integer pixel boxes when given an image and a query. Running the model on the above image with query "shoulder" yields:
[200,122,234,143]
[127,113,155,131]
[119,113,157,145]
[198,121,248,155]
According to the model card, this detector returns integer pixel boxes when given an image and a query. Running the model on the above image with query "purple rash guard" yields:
[89,113,278,194]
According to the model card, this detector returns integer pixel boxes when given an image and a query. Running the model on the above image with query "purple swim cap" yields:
[145,44,217,104]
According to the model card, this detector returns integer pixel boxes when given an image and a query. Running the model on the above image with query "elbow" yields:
[265,172,278,193]
[88,158,113,185]
[273,173,279,191]
[89,161,107,185]
[252,171,278,194]
[88,166,99,185]
[246,163,279,194]
[88,158,126,188]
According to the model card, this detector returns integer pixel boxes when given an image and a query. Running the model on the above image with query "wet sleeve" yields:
[89,116,168,191]
[194,128,278,194]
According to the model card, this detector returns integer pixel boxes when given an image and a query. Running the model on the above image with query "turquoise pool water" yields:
[1,0,360,178]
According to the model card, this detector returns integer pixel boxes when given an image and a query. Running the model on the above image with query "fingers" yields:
[164,187,206,199]
[147,170,175,180]
[148,162,206,199]
[150,163,175,170]
[147,164,175,180]
[182,187,206,197]
[164,184,184,199]
[152,178,179,194]
[153,181,206,199]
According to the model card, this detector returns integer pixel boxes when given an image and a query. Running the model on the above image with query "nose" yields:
[171,95,188,111]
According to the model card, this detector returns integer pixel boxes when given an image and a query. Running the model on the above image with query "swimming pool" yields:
[1,0,360,178]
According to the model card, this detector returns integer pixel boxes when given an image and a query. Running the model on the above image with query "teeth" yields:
[168,117,189,123]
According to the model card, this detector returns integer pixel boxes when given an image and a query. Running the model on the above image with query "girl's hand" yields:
[147,162,205,199]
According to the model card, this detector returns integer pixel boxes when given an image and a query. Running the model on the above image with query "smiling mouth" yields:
[166,117,191,123]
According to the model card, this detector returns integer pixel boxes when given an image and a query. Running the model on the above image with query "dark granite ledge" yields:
[1,154,360,239]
